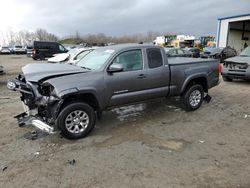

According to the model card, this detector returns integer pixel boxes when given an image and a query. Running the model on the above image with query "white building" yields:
[217,14,250,53]
[176,35,195,41]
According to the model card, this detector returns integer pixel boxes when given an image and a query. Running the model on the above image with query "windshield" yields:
[68,49,79,57]
[76,48,115,70]
[164,48,172,53]
[240,47,250,57]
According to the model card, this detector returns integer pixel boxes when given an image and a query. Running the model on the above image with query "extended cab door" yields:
[104,49,149,107]
[144,48,170,98]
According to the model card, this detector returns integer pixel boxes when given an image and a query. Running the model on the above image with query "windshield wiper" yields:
[81,66,92,70]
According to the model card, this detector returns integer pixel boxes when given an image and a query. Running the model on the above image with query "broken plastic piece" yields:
[2,166,7,172]
[204,94,212,103]
[67,159,76,166]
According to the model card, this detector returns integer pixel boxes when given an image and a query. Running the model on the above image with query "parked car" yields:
[48,48,94,64]
[0,65,4,74]
[164,48,191,57]
[32,41,68,60]
[186,48,200,58]
[201,46,237,63]
[0,46,11,54]
[222,46,250,81]
[26,46,33,57]
[9,46,14,54]
[7,44,220,139]
[13,45,26,54]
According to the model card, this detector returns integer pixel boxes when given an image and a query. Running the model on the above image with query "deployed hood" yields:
[48,53,70,63]
[225,56,250,64]
[22,63,87,82]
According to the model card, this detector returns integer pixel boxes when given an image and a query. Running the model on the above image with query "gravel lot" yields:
[0,55,250,188]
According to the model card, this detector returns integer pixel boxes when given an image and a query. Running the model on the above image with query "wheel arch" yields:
[181,74,208,94]
[62,92,100,111]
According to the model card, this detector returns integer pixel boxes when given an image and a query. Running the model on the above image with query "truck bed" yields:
[168,57,217,65]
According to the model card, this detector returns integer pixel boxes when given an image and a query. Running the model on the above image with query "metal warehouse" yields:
[217,13,250,53]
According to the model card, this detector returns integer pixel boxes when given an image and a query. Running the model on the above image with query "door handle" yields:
[137,74,146,79]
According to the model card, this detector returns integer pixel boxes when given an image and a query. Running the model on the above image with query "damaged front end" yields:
[7,74,63,134]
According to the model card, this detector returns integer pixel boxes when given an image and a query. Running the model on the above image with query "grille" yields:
[225,62,248,71]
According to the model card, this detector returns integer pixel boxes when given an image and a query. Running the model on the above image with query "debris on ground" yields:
[67,159,76,166]
[0,97,10,100]
[23,129,48,140]
[217,142,227,145]
[31,131,38,140]
[204,94,212,103]
[33,151,40,156]
[244,114,250,118]
[198,140,205,144]
[2,166,8,172]
[214,160,220,167]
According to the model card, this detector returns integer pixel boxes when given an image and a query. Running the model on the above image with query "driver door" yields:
[104,49,148,107]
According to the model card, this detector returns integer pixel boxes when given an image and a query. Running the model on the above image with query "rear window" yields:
[240,47,250,57]
[15,46,22,48]
[147,48,163,69]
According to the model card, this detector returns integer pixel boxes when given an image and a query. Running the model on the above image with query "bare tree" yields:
[1,28,58,46]
[35,28,58,41]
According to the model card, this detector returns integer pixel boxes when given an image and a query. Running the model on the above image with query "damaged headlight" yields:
[39,83,55,96]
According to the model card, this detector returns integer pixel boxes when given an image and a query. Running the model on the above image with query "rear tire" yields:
[222,76,233,82]
[39,54,45,60]
[56,102,96,139]
[182,84,204,111]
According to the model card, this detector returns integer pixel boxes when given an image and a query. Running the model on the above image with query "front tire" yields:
[182,84,204,111]
[56,102,96,139]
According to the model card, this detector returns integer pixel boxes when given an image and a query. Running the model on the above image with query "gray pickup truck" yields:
[7,44,220,139]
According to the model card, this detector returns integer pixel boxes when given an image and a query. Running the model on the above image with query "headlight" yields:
[7,81,16,90]
[39,83,55,96]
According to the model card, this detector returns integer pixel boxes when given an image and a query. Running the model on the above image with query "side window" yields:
[75,50,91,60]
[59,45,65,52]
[147,48,163,69]
[169,49,176,55]
[112,50,143,72]
[177,49,184,54]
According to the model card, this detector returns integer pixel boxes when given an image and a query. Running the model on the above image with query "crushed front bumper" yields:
[7,77,61,134]
[15,111,55,134]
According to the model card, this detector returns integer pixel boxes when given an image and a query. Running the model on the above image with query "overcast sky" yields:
[0,0,249,38]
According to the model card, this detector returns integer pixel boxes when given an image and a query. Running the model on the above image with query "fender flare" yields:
[181,73,209,94]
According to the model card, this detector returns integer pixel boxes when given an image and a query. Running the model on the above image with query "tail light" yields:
[218,63,222,74]
[32,48,36,54]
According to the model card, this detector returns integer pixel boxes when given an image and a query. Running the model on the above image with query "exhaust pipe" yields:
[31,119,55,134]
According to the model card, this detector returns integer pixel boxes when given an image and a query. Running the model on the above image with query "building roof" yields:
[218,13,250,20]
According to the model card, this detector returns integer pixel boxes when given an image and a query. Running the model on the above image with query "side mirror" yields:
[107,63,123,73]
